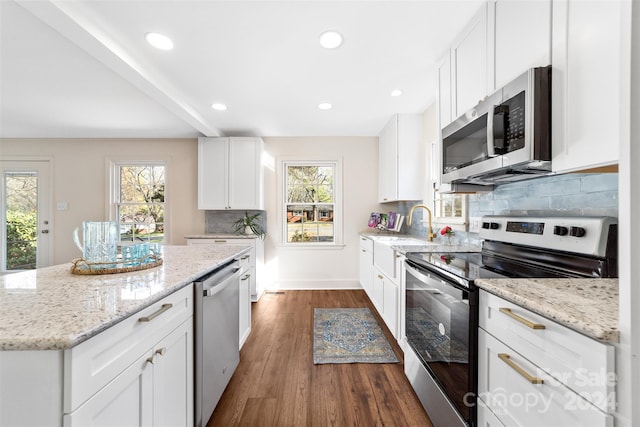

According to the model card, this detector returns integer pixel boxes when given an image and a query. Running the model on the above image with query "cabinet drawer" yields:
[479,291,614,412]
[477,397,506,427]
[359,236,373,252]
[373,241,396,280]
[64,285,193,413]
[478,329,613,427]
[238,248,253,272]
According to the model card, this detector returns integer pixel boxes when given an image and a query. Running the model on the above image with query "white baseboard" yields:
[268,279,361,291]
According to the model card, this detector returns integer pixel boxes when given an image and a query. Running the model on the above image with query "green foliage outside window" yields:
[117,165,165,242]
[285,164,335,243]
[5,210,37,270]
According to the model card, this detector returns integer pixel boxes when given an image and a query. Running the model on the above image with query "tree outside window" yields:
[115,164,165,243]
[285,163,336,243]
[4,172,37,269]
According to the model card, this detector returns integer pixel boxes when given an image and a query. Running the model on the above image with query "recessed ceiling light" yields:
[211,103,227,111]
[391,89,403,97]
[319,31,343,49]
[318,102,333,110]
[145,32,174,50]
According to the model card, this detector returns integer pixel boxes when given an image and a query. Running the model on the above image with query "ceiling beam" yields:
[16,0,220,137]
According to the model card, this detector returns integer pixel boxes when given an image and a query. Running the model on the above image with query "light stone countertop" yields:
[0,244,250,351]
[360,232,481,254]
[475,278,619,343]
[185,233,258,239]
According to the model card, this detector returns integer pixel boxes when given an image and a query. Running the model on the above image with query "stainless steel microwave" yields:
[441,66,551,186]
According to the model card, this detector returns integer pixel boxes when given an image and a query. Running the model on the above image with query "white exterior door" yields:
[0,159,52,271]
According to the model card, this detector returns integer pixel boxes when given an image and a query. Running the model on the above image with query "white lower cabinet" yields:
[238,264,252,349]
[363,236,404,341]
[478,290,614,427]
[359,236,374,296]
[64,286,194,427]
[64,320,192,427]
[0,286,194,427]
[64,352,152,427]
[373,266,398,339]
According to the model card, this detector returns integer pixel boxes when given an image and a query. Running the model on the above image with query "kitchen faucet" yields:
[407,204,436,242]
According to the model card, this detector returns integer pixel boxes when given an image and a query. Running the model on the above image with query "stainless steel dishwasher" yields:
[194,259,241,427]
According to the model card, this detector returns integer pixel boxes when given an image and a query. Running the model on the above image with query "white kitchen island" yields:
[0,244,250,427]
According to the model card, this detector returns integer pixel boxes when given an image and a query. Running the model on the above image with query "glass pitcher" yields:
[73,221,118,264]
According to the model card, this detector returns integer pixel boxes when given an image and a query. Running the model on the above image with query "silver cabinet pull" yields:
[155,347,166,357]
[240,255,250,260]
[241,274,250,281]
[138,303,173,322]
[146,354,156,365]
[498,353,544,384]
[499,307,545,329]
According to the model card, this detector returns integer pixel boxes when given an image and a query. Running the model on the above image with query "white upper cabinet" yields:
[437,1,552,130]
[198,137,264,210]
[551,0,631,173]
[452,2,489,119]
[436,51,453,129]
[378,114,424,203]
[488,0,551,92]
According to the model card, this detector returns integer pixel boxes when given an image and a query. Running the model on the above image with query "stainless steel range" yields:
[403,216,618,427]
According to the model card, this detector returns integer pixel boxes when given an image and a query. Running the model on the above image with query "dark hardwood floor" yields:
[208,290,433,427]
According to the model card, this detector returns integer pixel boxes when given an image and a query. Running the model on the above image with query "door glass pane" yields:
[4,172,38,270]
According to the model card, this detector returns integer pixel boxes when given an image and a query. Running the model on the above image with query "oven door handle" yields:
[405,262,434,285]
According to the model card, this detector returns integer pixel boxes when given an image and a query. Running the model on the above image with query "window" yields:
[111,162,166,243]
[282,160,342,245]
[434,193,467,225]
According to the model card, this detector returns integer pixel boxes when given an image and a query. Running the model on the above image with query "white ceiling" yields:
[0,0,484,139]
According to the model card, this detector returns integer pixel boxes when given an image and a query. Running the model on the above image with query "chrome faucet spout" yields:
[407,204,436,242]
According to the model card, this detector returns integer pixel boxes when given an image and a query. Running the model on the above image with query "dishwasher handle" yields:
[202,267,241,298]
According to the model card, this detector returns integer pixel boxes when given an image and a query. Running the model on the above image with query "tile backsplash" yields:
[381,173,617,245]
[205,210,267,234]
[468,173,618,218]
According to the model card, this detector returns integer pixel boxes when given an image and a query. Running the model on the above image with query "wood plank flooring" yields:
[208,290,433,427]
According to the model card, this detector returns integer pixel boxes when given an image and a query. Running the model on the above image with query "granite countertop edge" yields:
[185,233,258,239]
[0,245,251,351]
[360,232,481,254]
[475,278,619,344]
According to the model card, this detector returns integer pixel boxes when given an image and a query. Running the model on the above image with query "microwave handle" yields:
[486,105,498,157]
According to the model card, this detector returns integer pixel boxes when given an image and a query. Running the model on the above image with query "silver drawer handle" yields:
[498,353,544,385]
[138,303,173,322]
[240,255,250,260]
[241,274,250,281]
[499,307,545,330]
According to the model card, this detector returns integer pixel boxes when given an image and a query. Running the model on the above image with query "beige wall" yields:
[262,136,380,290]
[1,136,381,288]
[0,138,203,265]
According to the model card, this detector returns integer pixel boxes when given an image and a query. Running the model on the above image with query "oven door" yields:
[405,259,477,425]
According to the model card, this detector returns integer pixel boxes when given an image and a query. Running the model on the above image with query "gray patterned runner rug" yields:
[313,308,399,364]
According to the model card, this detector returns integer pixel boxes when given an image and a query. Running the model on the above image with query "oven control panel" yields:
[479,215,617,257]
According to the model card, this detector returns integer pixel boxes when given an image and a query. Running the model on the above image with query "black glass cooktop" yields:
[406,247,599,282]
[406,252,509,282]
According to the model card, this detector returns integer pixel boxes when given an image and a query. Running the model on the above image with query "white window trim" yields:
[278,157,344,248]
[107,158,169,243]
[433,193,468,227]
